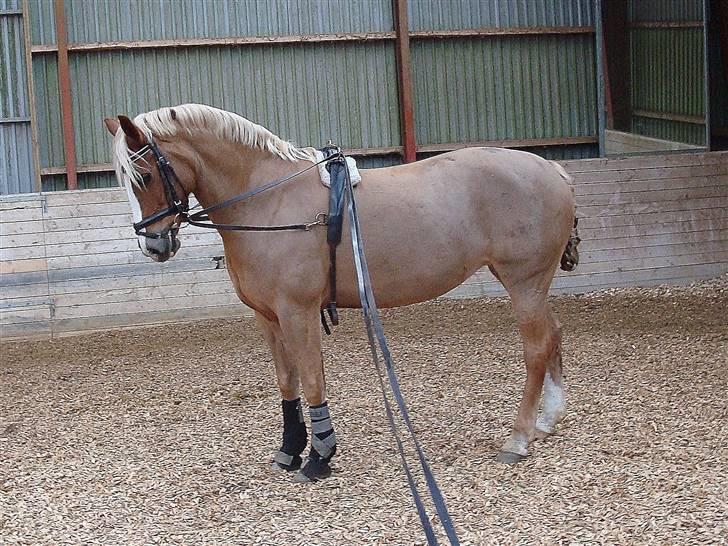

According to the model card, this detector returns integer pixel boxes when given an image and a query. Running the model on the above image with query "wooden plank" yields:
[0,304,51,324]
[550,262,728,289]
[0,321,52,341]
[0,205,44,222]
[0,219,45,236]
[0,257,47,274]
[0,295,51,310]
[568,163,727,184]
[42,234,225,259]
[560,151,727,173]
[0,282,50,300]
[574,179,727,196]
[456,262,728,298]
[52,305,251,336]
[53,292,241,319]
[576,205,727,229]
[53,280,234,308]
[0,270,48,288]
[579,238,728,263]
[578,217,728,240]
[1,232,46,249]
[47,253,224,277]
[550,250,728,276]
[42,225,222,246]
[49,268,231,294]
[42,187,126,206]
[43,201,132,219]
[575,184,727,206]
[45,214,136,232]
[571,171,726,187]
[578,227,728,252]
[33,31,397,54]
[604,130,703,153]
[577,197,725,218]
[0,245,46,261]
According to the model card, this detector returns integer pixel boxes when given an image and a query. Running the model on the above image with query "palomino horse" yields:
[104,104,580,483]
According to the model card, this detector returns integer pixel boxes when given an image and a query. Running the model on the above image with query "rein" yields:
[132,138,332,237]
[342,159,461,546]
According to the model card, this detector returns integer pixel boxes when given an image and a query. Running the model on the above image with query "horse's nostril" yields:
[145,237,171,256]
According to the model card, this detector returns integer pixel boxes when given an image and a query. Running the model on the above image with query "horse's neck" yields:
[191,141,292,221]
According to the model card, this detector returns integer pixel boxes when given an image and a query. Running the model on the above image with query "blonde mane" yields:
[112,103,316,188]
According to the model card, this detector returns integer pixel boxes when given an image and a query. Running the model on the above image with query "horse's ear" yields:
[103,117,120,136]
[118,115,146,149]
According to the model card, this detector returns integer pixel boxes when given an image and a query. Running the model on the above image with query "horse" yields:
[104,103,580,483]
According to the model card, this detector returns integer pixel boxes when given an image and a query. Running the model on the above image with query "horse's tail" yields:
[550,161,581,272]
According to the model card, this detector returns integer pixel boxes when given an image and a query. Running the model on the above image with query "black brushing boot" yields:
[272,398,307,472]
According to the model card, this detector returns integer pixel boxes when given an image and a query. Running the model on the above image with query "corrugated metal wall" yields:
[409,0,594,29]
[0,0,35,195]
[628,0,707,146]
[410,0,597,160]
[18,0,604,192]
[29,0,400,190]
[29,0,393,44]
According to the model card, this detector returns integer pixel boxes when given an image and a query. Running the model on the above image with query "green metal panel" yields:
[0,7,27,119]
[1,2,35,195]
[32,54,63,169]
[628,3,706,146]
[629,0,703,23]
[630,28,704,118]
[30,0,394,46]
[353,154,402,169]
[409,0,594,30]
[41,172,117,191]
[66,42,400,166]
[411,34,597,145]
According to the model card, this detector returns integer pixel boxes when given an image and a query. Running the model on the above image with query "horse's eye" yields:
[140,172,152,185]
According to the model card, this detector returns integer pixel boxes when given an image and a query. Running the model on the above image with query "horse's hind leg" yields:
[493,266,564,463]
[255,312,308,472]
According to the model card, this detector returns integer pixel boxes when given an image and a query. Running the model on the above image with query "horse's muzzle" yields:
[142,229,181,262]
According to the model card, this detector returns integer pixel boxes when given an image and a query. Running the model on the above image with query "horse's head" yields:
[105,115,195,262]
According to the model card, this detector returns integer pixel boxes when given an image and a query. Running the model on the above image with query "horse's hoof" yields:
[496,450,528,464]
[293,457,332,483]
[534,427,551,440]
[271,451,302,472]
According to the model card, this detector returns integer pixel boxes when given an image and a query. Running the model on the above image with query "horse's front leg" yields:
[277,304,337,483]
[255,312,308,472]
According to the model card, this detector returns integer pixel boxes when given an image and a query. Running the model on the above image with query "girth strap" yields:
[320,144,347,334]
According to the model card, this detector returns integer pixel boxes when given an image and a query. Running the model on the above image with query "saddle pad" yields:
[314,150,361,188]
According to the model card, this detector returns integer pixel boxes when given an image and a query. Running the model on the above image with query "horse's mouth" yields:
[139,236,181,262]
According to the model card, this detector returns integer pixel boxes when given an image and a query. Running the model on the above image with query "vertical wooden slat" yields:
[393,0,416,163]
[22,0,42,192]
[54,0,77,190]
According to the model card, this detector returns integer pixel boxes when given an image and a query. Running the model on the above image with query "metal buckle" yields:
[304,212,328,231]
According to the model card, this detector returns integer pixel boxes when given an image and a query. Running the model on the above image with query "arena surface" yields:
[1,277,726,545]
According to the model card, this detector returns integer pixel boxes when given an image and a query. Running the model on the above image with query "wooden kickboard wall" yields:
[2,151,727,340]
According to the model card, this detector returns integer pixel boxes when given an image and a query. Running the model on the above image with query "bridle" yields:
[128,136,331,238]
[130,140,188,240]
